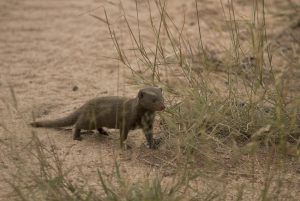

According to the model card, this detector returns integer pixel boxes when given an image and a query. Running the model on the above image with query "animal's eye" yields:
[152,99,156,103]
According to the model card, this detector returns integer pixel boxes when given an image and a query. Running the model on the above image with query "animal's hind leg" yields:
[73,115,86,141]
[120,128,130,149]
[73,128,82,141]
[98,127,109,136]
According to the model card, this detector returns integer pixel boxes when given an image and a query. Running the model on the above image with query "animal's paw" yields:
[73,136,82,141]
[148,138,162,149]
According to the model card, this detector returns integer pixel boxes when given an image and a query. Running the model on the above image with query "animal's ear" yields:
[138,90,144,99]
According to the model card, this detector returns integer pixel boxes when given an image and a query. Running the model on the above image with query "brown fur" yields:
[30,87,165,149]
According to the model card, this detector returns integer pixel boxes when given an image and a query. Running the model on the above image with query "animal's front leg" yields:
[141,114,160,149]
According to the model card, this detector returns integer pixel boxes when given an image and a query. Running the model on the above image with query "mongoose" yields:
[30,87,165,149]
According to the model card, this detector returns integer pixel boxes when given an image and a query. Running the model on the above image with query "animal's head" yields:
[138,87,165,111]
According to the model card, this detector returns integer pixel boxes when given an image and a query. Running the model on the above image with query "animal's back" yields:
[82,96,130,114]
[76,96,136,129]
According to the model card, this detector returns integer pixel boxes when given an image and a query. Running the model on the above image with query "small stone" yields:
[72,85,79,91]
[189,22,195,26]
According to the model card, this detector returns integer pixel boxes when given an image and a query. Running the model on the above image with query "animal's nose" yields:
[160,105,165,110]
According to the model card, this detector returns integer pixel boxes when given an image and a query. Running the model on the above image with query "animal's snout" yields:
[160,105,165,111]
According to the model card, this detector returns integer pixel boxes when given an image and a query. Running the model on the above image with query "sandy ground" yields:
[0,0,152,197]
[0,0,299,200]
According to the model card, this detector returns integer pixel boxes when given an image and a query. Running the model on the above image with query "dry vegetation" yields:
[0,0,299,200]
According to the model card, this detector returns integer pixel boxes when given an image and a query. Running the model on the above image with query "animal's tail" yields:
[30,110,80,128]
